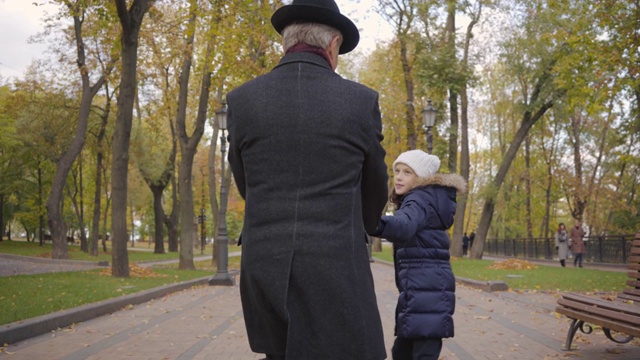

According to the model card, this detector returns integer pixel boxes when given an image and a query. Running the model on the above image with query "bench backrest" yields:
[619,233,640,303]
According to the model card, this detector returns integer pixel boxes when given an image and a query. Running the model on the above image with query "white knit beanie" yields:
[393,150,440,178]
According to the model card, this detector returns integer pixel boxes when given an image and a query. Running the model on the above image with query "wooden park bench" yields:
[555,232,640,350]
[42,234,76,245]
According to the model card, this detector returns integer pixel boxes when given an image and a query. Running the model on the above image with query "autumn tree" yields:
[470,1,573,258]
[172,0,219,270]
[378,0,421,151]
[131,4,185,255]
[112,0,154,277]
[205,0,281,263]
[44,1,118,259]
[376,0,486,257]
[88,84,114,256]
[416,0,485,257]
[0,85,25,241]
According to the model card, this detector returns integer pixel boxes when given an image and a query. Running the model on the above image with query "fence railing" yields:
[483,234,637,264]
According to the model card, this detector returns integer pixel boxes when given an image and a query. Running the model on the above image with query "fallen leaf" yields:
[488,259,537,270]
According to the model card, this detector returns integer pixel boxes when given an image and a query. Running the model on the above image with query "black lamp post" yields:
[209,103,234,286]
[422,99,437,154]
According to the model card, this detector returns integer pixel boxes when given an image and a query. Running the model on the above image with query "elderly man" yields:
[225,1,389,359]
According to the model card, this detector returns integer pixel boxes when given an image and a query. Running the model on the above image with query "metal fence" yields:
[484,234,637,264]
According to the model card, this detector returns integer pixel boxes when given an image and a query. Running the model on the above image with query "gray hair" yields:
[282,22,343,51]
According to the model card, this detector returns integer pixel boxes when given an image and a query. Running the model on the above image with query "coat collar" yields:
[274,52,333,71]
[414,173,467,194]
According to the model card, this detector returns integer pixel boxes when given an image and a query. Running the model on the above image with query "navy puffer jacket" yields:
[375,173,466,339]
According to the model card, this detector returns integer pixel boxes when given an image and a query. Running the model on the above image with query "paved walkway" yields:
[2,259,639,359]
[0,253,105,276]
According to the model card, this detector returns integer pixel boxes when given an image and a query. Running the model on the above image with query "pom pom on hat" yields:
[393,150,440,178]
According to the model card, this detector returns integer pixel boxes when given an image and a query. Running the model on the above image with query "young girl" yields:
[372,150,466,360]
[555,223,569,267]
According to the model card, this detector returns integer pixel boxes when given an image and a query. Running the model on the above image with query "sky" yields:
[0,1,59,79]
[0,0,392,81]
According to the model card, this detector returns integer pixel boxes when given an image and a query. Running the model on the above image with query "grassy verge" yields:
[0,240,241,326]
[0,239,181,263]
[372,243,626,293]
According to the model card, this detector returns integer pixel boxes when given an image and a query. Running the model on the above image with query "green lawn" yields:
[0,240,240,325]
[372,243,626,293]
[0,239,188,262]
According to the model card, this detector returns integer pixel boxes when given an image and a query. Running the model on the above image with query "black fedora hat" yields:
[271,0,360,54]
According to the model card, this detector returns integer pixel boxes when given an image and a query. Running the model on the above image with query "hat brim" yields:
[271,5,360,54]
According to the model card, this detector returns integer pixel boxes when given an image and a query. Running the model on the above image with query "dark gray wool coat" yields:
[374,174,466,340]
[226,52,389,359]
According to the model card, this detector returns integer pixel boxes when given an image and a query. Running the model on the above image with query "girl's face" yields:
[394,163,419,196]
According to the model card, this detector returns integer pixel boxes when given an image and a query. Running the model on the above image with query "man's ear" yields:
[326,36,341,70]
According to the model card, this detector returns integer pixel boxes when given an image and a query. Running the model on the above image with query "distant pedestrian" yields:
[570,220,586,267]
[469,231,475,252]
[555,223,569,267]
[371,150,466,360]
[462,232,469,256]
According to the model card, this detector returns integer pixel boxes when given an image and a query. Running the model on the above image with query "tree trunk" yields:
[150,184,166,254]
[445,2,457,173]
[90,87,110,257]
[166,171,179,253]
[38,165,44,246]
[176,5,215,270]
[567,113,587,221]
[66,155,88,251]
[130,199,135,247]
[177,157,196,269]
[112,0,153,277]
[451,84,469,258]
[471,49,561,258]
[90,147,103,256]
[399,36,417,150]
[67,169,84,249]
[542,164,553,240]
[471,101,554,259]
[174,7,197,270]
[372,237,382,252]
[524,134,533,239]
[166,91,180,253]
[139,159,173,254]
[140,163,172,254]
[567,102,611,229]
[78,154,87,251]
[605,140,633,233]
[450,0,480,258]
[538,116,560,240]
[46,87,90,258]
[46,8,113,259]
[101,187,110,253]
[0,193,4,241]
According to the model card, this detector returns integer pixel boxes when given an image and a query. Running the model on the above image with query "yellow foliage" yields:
[488,259,538,270]
[97,264,168,278]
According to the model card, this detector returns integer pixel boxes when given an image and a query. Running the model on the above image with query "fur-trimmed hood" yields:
[415,173,467,194]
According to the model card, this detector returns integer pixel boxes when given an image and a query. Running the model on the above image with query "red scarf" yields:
[286,43,333,69]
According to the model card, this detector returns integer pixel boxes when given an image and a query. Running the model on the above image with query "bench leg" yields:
[563,318,593,351]
[602,328,634,344]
